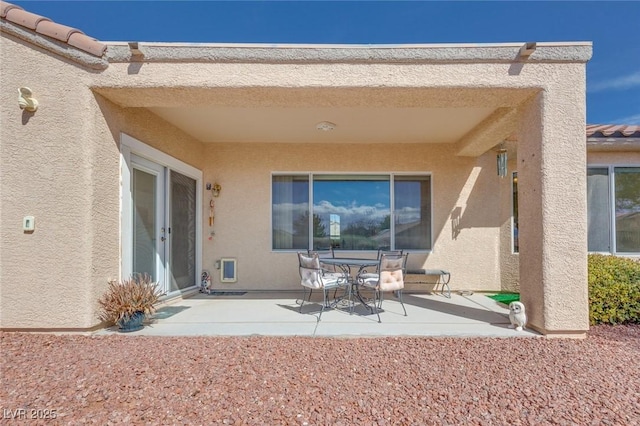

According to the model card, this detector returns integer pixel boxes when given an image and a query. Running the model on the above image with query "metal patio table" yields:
[319,257,379,312]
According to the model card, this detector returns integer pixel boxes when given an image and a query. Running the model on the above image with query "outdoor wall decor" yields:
[18,87,38,112]
[206,182,221,228]
[211,182,222,197]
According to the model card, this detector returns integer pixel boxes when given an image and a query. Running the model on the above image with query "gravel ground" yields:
[1,325,639,425]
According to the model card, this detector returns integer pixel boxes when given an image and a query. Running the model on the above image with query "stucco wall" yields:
[587,151,640,165]
[498,154,520,293]
[1,34,103,329]
[517,64,589,335]
[0,33,205,329]
[2,32,592,333]
[201,142,506,291]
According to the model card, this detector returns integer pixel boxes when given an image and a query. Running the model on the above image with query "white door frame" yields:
[130,154,167,286]
[120,133,203,294]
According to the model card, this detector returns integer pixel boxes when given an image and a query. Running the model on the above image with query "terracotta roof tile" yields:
[587,124,640,138]
[35,20,81,42]
[68,32,107,57]
[0,1,106,57]
[0,1,21,18]
[5,8,50,30]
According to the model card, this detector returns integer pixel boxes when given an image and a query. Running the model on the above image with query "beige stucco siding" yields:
[1,33,103,328]
[1,33,593,334]
[517,67,589,334]
[96,62,574,98]
[0,33,205,328]
[202,142,505,291]
[587,152,640,165]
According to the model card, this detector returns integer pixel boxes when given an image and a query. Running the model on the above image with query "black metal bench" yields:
[405,269,451,298]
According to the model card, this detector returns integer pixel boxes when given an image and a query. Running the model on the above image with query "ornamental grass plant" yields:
[98,273,163,325]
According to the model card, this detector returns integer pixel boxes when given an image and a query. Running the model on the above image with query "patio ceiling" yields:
[148,105,497,144]
[96,86,535,154]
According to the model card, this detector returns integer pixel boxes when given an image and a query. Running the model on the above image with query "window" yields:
[587,166,640,254]
[394,175,432,250]
[615,167,640,253]
[272,174,432,251]
[313,175,390,250]
[587,168,610,252]
[272,175,309,250]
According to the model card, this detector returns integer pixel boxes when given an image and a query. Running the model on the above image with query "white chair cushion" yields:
[300,267,323,289]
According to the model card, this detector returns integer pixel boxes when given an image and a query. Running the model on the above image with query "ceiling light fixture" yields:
[316,121,336,131]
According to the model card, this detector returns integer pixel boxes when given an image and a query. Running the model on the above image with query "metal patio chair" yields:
[356,253,408,322]
[297,252,350,321]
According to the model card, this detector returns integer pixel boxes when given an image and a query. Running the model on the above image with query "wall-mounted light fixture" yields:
[497,146,508,178]
[18,87,38,112]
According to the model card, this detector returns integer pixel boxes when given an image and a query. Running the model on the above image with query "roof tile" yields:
[5,8,50,30]
[587,124,640,138]
[1,1,106,57]
[36,20,82,42]
[0,1,21,18]
[68,32,107,57]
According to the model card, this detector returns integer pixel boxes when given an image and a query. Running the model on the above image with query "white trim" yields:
[220,258,238,283]
[121,133,200,178]
[120,144,132,280]
[610,165,617,254]
[120,133,203,291]
[130,155,166,287]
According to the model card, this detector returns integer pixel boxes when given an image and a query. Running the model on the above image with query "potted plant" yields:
[98,273,163,332]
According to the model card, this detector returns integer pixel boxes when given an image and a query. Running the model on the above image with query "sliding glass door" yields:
[169,170,197,292]
[127,152,199,295]
[132,156,166,284]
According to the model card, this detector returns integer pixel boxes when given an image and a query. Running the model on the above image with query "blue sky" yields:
[12,1,640,124]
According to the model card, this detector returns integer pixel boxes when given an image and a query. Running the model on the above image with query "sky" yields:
[11,1,640,125]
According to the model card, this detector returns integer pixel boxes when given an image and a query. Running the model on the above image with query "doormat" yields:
[487,293,520,305]
[208,291,247,296]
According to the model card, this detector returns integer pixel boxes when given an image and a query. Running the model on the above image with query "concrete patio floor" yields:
[96,290,540,338]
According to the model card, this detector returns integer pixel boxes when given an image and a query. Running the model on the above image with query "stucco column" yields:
[517,77,589,337]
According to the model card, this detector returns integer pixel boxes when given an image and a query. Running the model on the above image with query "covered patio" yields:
[2,2,591,336]
[96,291,540,337]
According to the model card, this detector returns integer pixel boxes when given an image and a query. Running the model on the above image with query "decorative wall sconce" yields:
[211,182,221,197]
[18,87,38,112]
[497,147,508,178]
